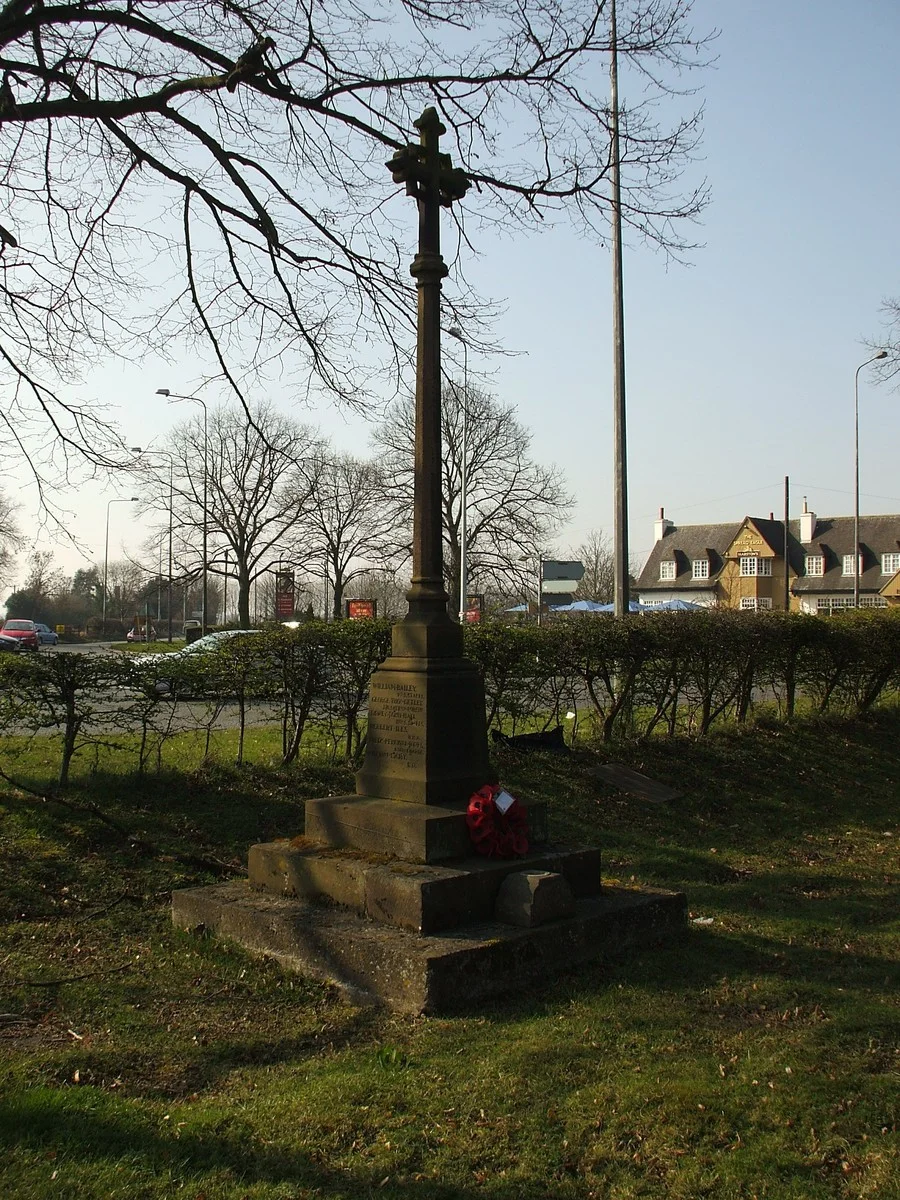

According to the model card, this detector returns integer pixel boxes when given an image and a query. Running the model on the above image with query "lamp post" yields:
[853,351,888,607]
[447,326,469,623]
[102,497,139,637]
[156,389,209,634]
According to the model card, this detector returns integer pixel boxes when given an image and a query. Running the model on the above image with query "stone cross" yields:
[387,109,469,622]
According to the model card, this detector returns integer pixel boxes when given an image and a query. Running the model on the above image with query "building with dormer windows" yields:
[636,504,900,613]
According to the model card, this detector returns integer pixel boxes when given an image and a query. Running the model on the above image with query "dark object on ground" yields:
[491,726,569,754]
[591,763,682,804]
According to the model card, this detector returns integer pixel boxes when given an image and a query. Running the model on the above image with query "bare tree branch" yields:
[2,0,713,492]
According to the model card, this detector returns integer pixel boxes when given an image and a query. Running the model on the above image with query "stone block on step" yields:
[494,870,576,927]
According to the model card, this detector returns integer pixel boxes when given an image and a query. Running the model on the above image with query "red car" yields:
[1,619,40,651]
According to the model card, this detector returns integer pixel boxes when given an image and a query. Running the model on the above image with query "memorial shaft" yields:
[353,108,490,805]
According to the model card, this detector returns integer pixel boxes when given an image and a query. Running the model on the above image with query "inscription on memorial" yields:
[370,679,424,769]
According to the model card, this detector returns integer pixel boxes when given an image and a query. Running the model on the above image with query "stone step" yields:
[304,794,547,864]
[172,880,688,1014]
[249,839,601,934]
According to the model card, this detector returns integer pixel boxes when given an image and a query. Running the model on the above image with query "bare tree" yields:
[869,298,900,386]
[104,558,144,623]
[138,402,319,627]
[2,0,711,485]
[373,382,572,614]
[287,453,400,619]
[572,529,615,603]
[347,567,410,620]
[0,490,23,589]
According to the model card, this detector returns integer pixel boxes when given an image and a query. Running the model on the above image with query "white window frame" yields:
[659,560,676,581]
[842,554,863,577]
[881,552,900,575]
[817,595,887,613]
[740,597,772,612]
[692,558,710,580]
[739,555,771,577]
[805,555,824,577]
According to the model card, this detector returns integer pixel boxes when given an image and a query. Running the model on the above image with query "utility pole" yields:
[610,0,629,618]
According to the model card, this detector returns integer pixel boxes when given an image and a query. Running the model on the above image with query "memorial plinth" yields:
[355,626,492,806]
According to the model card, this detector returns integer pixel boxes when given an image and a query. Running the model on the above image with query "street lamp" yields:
[853,351,888,608]
[447,326,469,623]
[102,497,139,637]
[519,552,545,626]
[156,388,209,634]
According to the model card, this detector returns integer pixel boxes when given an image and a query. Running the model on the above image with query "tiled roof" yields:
[790,514,900,594]
[637,521,736,591]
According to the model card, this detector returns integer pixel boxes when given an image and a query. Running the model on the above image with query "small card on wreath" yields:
[494,789,516,815]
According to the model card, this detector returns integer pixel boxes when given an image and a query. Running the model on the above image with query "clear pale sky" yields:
[17,0,900,588]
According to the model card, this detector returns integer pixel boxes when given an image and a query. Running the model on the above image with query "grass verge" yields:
[1,713,898,1198]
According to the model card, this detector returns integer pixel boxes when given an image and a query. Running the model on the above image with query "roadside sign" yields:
[346,598,377,620]
[542,560,585,582]
[275,569,295,618]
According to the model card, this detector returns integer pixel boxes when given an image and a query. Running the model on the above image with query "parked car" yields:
[0,633,22,653]
[134,629,263,695]
[126,626,158,642]
[1,619,40,651]
[34,622,59,646]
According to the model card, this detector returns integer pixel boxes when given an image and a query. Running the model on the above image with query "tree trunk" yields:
[447,545,461,619]
[238,566,251,628]
[332,571,344,620]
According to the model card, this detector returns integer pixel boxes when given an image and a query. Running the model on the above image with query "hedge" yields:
[1,610,899,785]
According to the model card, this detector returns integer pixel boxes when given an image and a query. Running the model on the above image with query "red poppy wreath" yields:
[466,784,529,858]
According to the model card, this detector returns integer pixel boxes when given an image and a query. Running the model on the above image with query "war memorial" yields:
[172,109,685,1013]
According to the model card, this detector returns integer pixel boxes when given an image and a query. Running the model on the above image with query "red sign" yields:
[464,608,481,623]
[346,598,377,620]
[275,570,294,619]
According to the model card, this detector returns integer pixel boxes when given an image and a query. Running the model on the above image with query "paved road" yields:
[8,643,284,732]
[52,641,156,655]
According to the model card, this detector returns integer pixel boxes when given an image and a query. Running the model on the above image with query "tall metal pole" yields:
[537,555,544,628]
[201,403,209,633]
[167,460,174,643]
[783,475,790,611]
[156,389,210,633]
[854,351,888,608]
[102,498,137,637]
[610,0,629,618]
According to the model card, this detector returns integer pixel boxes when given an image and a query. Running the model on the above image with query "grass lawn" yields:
[0,713,898,1199]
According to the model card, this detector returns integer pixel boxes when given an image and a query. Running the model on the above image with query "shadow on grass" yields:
[0,1090,574,1199]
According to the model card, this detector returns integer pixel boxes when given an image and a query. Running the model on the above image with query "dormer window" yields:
[882,552,900,575]
[659,560,676,581]
[692,558,710,580]
[842,554,863,576]
[805,554,824,577]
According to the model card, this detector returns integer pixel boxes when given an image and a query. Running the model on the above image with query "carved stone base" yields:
[172,881,687,1014]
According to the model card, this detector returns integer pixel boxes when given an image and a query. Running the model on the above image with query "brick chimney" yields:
[654,506,674,543]
[799,498,816,544]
